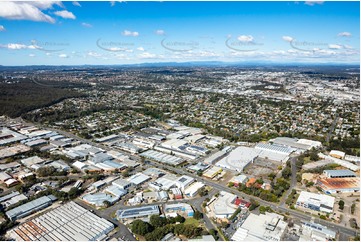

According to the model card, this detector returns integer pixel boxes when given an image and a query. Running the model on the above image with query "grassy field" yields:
[184,217,199,227]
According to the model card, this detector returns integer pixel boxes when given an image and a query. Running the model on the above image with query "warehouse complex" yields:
[6,195,57,221]
[300,221,337,241]
[255,143,294,163]
[270,137,322,151]
[207,191,238,219]
[7,202,114,241]
[140,150,185,165]
[164,203,194,218]
[231,213,288,241]
[323,169,356,178]
[117,205,160,220]
[296,191,335,213]
[215,147,259,172]
[317,178,360,194]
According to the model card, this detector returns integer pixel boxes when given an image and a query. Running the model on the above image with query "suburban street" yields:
[279,155,298,207]
[326,113,339,143]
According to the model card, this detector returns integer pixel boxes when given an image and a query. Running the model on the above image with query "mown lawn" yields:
[184,217,199,227]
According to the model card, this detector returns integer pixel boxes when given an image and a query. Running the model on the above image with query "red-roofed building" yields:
[234,197,251,209]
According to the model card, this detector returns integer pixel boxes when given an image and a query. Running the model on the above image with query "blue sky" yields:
[0,1,359,65]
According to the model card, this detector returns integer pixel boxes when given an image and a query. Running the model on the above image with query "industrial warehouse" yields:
[317,178,360,194]
[117,205,160,220]
[140,150,185,166]
[6,195,57,221]
[7,202,114,241]
[296,191,335,213]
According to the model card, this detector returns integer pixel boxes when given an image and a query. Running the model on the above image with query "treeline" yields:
[0,79,84,118]
[131,214,205,241]
[328,137,360,156]
[237,177,290,203]
[23,103,113,123]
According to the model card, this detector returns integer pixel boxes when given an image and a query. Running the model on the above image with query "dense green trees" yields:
[150,215,168,227]
[130,214,203,240]
[168,215,185,224]
[237,178,287,203]
[193,210,203,220]
[197,187,208,197]
[68,187,83,199]
[131,220,154,236]
[259,206,274,214]
[281,167,292,179]
[37,166,67,177]
[174,224,203,238]
[328,138,360,156]
[249,198,259,211]
[209,229,219,240]
[338,200,345,210]
[0,79,83,118]
[351,203,356,214]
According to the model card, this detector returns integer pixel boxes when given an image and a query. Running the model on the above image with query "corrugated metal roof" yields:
[6,196,53,220]
[9,201,114,241]
[117,205,159,219]
[323,169,356,177]
[318,178,360,190]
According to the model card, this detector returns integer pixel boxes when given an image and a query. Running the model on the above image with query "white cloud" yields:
[138,52,156,59]
[81,22,92,28]
[122,30,139,37]
[0,1,55,23]
[28,44,40,49]
[273,50,287,55]
[197,50,219,57]
[54,10,76,20]
[282,36,294,42]
[58,53,68,58]
[72,1,81,7]
[344,44,353,49]
[337,32,352,37]
[0,42,46,50]
[0,25,5,31]
[316,49,337,55]
[110,1,123,7]
[5,43,28,49]
[137,47,145,51]
[108,47,123,51]
[237,35,254,42]
[29,1,63,9]
[155,29,165,35]
[305,1,324,6]
[328,44,342,49]
[29,53,35,57]
[87,51,102,58]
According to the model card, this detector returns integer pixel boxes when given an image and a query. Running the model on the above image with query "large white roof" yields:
[127,173,150,185]
[215,146,260,172]
[232,213,287,241]
[297,191,335,208]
